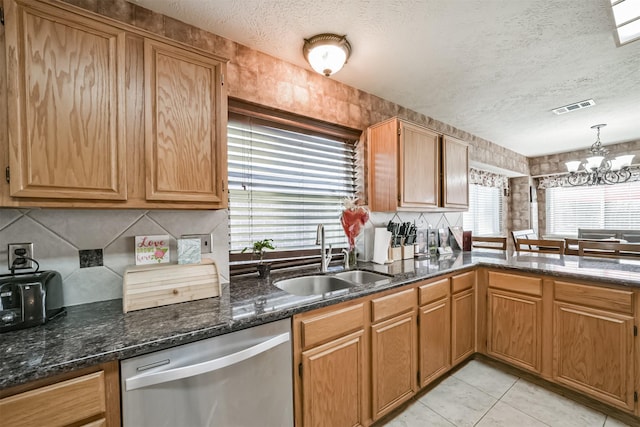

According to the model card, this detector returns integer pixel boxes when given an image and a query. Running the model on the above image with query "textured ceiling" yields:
[130,0,640,157]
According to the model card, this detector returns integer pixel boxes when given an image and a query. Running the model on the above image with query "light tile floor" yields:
[381,360,634,427]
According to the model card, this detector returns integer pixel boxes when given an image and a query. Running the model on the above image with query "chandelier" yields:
[564,124,635,186]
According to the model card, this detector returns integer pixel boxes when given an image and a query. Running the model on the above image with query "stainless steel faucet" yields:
[316,224,332,272]
[341,248,350,270]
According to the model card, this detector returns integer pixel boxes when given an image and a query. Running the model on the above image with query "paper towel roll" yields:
[372,228,392,265]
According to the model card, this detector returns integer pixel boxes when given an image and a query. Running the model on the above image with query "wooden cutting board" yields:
[122,259,220,313]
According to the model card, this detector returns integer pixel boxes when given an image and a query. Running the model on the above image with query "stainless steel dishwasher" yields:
[120,318,293,426]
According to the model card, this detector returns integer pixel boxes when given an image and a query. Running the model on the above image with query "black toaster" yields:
[0,270,66,333]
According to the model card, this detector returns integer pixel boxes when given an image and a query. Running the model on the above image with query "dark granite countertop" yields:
[3,251,640,390]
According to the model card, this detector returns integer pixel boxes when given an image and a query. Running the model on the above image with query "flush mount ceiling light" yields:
[303,34,351,77]
[564,124,637,186]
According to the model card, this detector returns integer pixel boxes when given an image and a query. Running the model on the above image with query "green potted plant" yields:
[242,239,275,278]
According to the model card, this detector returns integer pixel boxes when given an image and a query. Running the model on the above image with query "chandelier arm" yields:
[567,172,587,186]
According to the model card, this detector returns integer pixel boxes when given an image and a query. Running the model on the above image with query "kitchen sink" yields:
[275,275,354,296]
[333,270,391,285]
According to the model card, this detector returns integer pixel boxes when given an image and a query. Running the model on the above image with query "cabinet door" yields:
[5,0,127,200]
[301,330,365,427]
[144,39,227,205]
[399,122,440,209]
[553,302,634,411]
[487,289,542,372]
[371,311,417,420]
[452,288,475,365]
[419,297,451,387]
[442,136,469,209]
[367,119,399,212]
[0,361,119,427]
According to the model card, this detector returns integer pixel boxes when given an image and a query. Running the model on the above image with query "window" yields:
[463,184,503,235]
[227,112,358,255]
[546,182,640,235]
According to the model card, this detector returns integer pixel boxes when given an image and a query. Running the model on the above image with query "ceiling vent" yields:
[552,99,596,115]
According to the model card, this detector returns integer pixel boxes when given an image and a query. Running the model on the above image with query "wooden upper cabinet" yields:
[367,118,400,212]
[144,39,227,205]
[367,117,469,212]
[442,136,469,209]
[400,122,440,209]
[2,0,229,209]
[5,0,127,200]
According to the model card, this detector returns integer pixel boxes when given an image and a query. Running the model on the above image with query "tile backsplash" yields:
[0,208,229,306]
[0,207,461,307]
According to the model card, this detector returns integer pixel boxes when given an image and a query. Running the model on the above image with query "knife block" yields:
[402,245,414,259]
[389,246,402,262]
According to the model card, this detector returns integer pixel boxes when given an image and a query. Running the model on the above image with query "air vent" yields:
[552,99,596,115]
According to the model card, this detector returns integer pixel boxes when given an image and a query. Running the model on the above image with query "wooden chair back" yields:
[511,229,538,248]
[565,238,620,256]
[578,241,640,259]
[472,236,507,250]
[515,238,565,254]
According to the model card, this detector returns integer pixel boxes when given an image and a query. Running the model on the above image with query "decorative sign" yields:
[135,235,170,265]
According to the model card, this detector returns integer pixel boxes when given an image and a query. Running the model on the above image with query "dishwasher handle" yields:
[125,331,290,391]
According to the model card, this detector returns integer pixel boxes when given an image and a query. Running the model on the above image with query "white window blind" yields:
[463,184,503,235]
[546,182,640,235]
[228,115,357,253]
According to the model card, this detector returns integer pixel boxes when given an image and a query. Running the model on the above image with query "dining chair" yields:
[511,229,538,249]
[578,241,640,259]
[565,238,621,256]
[515,238,565,254]
[472,236,507,250]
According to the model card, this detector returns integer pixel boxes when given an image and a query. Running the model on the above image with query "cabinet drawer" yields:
[554,281,633,314]
[452,271,475,294]
[419,278,450,306]
[488,271,541,296]
[300,303,365,349]
[371,288,415,323]
[0,371,106,427]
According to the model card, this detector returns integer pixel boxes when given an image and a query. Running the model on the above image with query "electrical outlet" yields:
[181,234,212,254]
[8,243,34,270]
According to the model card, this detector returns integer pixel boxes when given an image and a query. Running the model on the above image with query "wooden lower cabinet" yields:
[485,271,543,373]
[294,301,367,427]
[487,288,542,373]
[371,310,417,420]
[553,282,636,412]
[0,361,120,427]
[294,268,640,425]
[451,286,475,365]
[417,277,452,387]
[419,296,451,386]
[301,330,366,427]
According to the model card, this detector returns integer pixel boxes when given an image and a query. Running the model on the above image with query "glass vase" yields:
[347,246,358,269]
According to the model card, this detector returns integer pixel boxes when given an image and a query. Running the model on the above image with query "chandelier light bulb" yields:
[565,161,582,173]
[585,156,604,170]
